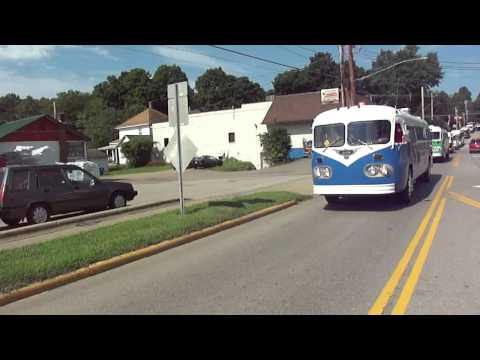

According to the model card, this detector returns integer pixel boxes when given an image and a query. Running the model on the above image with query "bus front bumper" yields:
[313,183,396,195]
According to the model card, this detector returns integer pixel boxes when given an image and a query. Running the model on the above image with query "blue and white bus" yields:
[312,105,432,204]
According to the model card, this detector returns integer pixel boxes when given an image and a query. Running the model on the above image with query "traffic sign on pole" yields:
[167,81,190,215]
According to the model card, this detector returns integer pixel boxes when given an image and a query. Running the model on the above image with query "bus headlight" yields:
[314,166,332,179]
[364,164,393,178]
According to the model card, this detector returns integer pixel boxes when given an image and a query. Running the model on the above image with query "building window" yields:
[228,132,235,143]
[67,141,85,161]
[164,138,169,147]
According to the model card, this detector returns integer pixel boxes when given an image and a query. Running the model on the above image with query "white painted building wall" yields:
[118,125,151,137]
[279,122,313,149]
[152,101,272,169]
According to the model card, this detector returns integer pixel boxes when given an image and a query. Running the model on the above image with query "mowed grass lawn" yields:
[0,191,310,294]
[103,164,172,177]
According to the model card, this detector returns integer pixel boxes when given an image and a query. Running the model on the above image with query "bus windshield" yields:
[431,132,440,139]
[314,123,345,148]
[347,120,391,146]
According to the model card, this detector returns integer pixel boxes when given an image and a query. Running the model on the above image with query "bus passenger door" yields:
[407,126,420,178]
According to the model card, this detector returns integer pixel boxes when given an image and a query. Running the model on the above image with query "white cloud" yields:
[0,68,95,98]
[63,45,118,60]
[150,45,248,77]
[0,45,118,62]
[0,45,57,60]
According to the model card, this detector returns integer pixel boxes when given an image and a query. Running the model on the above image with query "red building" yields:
[0,114,90,165]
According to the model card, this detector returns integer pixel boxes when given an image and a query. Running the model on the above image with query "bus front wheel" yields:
[325,195,341,204]
[398,169,414,204]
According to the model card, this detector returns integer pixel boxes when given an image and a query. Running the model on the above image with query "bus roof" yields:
[312,104,428,128]
[312,105,396,127]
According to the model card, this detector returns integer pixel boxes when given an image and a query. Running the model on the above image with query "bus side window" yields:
[407,126,417,141]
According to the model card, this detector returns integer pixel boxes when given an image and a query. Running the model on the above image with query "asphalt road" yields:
[2,141,480,314]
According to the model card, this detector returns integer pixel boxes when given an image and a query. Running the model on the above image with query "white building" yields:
[152,102,272,169]
[99,107,168,165]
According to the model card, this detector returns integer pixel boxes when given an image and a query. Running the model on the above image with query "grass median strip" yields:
[0,191,310,295]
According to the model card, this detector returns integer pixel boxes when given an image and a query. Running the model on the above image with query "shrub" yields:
[121,137,153,167]
[259,128,291,165]
[217,157,256,171]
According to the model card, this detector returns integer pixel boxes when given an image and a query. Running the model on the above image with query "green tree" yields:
[259,128,292,165]
[150,64,195,113]
[449,86,472,114]
[273,52,340,95]
[93,68,153,111]
[77,97,118,148]
[195,67,265,111]
[363,45,443,114]
[55,90,92,125]
[121,137,153,167]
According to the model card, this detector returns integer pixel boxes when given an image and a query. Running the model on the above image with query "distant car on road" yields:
[469,139,480,153]
[190,155,223,169]
[0,164,137,227]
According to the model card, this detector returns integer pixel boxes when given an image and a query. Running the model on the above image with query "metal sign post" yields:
[175,84,184,215]
[167,81,189,216]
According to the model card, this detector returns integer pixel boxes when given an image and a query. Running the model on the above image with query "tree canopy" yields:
[194,67,265,111]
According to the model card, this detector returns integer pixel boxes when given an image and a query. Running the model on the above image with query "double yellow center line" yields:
[368,175,453,315]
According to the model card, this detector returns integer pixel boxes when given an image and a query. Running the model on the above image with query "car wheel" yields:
[27,204,50,225]
[398,169,414,204]
[110,192,126,209]
[2,217,22,227]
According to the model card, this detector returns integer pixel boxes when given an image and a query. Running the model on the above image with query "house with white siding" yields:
[99,106,168,165]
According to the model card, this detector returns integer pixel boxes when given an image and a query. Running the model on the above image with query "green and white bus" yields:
[429,125,449,161]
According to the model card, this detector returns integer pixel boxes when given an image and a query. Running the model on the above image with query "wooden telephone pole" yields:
[347,45,356,106]
[338,45,346,107]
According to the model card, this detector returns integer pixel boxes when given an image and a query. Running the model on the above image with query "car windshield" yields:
[431,132,440,140]
[314,123,345,148]
[347,120,391,146]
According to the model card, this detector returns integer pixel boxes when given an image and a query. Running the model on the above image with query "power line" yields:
[277,45,310,60]
[208,45,302,70]
[294,45,317,54]
[115,45,273,84]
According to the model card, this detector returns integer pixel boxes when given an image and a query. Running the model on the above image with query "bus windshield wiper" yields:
[348,136,374,151]
[323,138,343,152]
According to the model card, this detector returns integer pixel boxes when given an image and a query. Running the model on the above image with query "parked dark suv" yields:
[0,164,138,226]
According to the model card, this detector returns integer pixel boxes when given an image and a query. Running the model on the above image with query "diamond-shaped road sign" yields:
[164,132,198,173]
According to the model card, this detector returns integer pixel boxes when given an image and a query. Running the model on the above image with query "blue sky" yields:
[0,45,479,99]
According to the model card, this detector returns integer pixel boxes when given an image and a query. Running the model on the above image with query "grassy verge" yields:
[103,164,172,176]
[0,191,310,294]
[213,158,256,171]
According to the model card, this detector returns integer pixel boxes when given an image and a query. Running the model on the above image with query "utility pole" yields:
[338,45,346,107]
[465,100,469,124]
[347,45,356,106]
[430,91,434,124]
[53,101,56,120]
[421,86,425,120]
[455,107,459,129]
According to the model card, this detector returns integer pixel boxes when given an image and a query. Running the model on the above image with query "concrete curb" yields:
[0,199,180,239]
[0,199,297,307]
